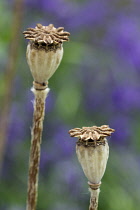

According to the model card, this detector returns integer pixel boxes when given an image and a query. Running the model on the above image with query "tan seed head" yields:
[69,125,115,184]
[23,24,70,86]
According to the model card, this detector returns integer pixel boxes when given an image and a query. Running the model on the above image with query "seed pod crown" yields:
[69,125,115,147]
[23,23,70,50]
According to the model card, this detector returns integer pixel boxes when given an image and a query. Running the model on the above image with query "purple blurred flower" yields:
[40,149,56,170]
[106,15,140,69]
[24,90,34,117]
[40,0,75,18]
[84,91,104,113]
[40,123,75,171]
[24,0,41,9]
[67,0,109,29]
[53,159,84,196]
[82,70,112,114]
[7,103,26,144]
[25,0,110,30]
[111,84,140,112]
[45,91,55,113]
[61,161,79,186]
[25,0,75,25]
[110,115,132,145]
[53,124,75,157]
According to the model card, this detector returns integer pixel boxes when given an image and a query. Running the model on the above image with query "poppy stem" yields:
[26,87,49,210]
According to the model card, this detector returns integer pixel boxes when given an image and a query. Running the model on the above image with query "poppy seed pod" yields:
[69,125,115,184]
[76,140,109,184]
[23,23,70,86]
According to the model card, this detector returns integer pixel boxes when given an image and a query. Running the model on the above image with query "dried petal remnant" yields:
[23,23,70,46]
[70,125,115,141]
[69,125,114,140]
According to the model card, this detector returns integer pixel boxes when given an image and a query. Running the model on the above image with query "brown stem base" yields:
[89,188,100,210]
[26,87,49,210]
[88,182,101,210]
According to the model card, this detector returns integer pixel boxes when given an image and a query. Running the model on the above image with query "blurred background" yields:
[0,0,140,209]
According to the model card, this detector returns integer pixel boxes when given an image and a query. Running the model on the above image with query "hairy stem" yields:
[26,87,49,210]
[89,188,100,210]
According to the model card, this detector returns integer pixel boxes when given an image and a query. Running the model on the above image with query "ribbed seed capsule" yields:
[26,44,63,84]
[23,23,70,86]
[69,125,115,184]
[76,139,109,184]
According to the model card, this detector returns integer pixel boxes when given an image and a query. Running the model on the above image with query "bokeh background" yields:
[0,0,140,209]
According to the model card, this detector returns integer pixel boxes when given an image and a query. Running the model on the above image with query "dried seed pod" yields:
[76,139,109,184]
[23,23,70,85]
[69,125,115,184]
